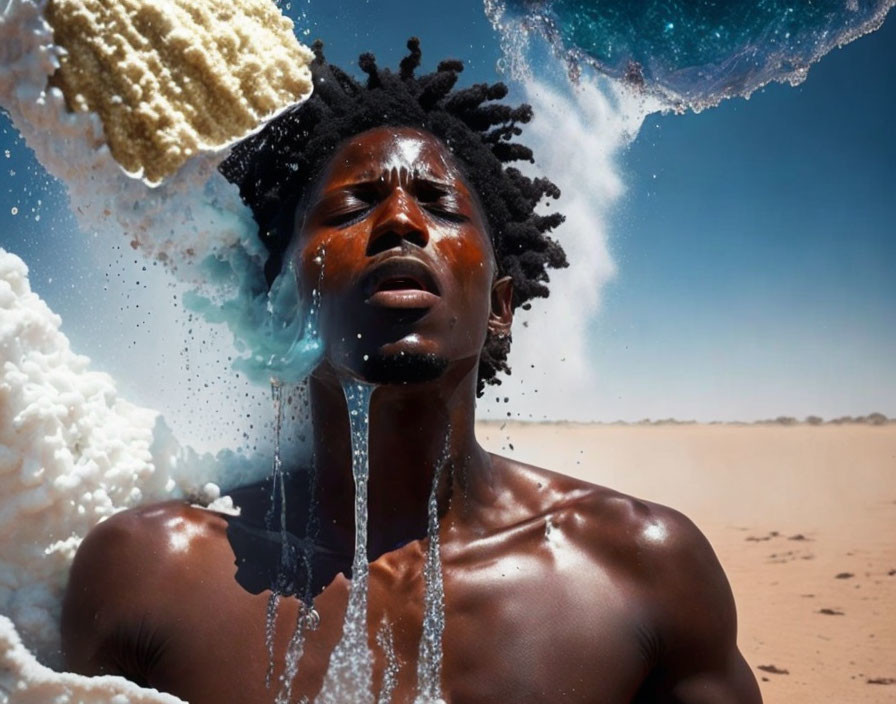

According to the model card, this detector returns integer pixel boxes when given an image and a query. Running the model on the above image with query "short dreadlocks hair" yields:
[220,38,567,393]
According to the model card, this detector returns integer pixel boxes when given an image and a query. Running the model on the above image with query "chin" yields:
[359,349,450,385]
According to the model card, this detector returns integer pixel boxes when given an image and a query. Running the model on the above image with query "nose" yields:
[366,185,429,256]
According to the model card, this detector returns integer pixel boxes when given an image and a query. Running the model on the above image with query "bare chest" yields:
[148,530,653,704]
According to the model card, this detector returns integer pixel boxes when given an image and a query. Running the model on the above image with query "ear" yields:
[487,276,513,337]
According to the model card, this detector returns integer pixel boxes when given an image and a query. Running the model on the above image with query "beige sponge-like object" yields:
[44,0,313,184]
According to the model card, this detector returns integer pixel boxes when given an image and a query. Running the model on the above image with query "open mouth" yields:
[363,257,441,309]
[377,276,426,291]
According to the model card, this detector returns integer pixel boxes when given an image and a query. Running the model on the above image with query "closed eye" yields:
[323,201,373,227]
[317,187,379,227]
[424,205,468,224]
[415,182,469,223]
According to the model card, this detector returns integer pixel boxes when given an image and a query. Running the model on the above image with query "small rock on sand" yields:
[757,664,790,675]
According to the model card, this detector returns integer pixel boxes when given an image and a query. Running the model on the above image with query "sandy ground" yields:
[476,422,896,704]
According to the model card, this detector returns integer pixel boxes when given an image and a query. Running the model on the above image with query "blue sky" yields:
[601,15,896,420]
[0,1,893,428]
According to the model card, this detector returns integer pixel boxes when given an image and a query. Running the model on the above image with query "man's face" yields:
[292,126,510,385]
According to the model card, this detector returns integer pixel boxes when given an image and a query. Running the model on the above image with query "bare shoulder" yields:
[549,462,729,607]
[494,455,761,701]
[67,501,228,580]
[61,501,228,672]
[491,455,733,630]
[502,453,715,548]
[570,488,762,701]
[574,483,729,595]
[492,453,714,559]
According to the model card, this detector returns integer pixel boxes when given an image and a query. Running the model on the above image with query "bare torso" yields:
[62,454,760,704]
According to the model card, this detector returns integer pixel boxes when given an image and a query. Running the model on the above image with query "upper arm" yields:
[640,505,762,704]
[61,509,147,674]
[60,502,191,676]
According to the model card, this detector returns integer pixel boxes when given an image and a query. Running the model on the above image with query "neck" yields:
[301,359,492,559]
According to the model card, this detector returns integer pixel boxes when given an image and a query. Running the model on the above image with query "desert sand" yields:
[476,422,896,704]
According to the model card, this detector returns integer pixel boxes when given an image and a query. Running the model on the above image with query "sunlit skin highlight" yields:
[61,128,762,704]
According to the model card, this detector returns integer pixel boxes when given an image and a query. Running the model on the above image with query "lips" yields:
[362,257,441,309]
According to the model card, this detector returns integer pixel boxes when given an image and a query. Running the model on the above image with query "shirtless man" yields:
[62,42,762,704]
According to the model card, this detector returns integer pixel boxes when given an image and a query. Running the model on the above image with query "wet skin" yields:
[62,128,762,703]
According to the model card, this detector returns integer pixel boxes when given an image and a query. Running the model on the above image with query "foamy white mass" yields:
[0,614,186,704]
[0,249,257,678]
[480,75,662,421]
[0,0,321,390]
[0,0,261,272]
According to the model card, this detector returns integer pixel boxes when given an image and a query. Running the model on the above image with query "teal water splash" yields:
[487,0,894,109]
[183,247,323,386]
[315,379,375,704]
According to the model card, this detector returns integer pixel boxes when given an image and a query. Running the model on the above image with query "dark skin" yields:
[62,128,762,704]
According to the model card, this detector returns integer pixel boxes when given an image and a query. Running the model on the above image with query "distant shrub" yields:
[774,416,799,426]
[830,416,855,425]
[806,415,824,426]
[826,413,889,425]
[864,412,889,426]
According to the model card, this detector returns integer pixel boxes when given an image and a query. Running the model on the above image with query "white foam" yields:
[0,0,320,431]
[44,0,314,184]
[0,0,307,280]
[0,249,262,674]
[0,614,186,704]
[0,0,319,678]
[480,76,662,421]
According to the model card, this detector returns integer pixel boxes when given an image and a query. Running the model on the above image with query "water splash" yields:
[270,258,325,702]
[315,379,375,704]
[485,0,895,111]
[276,507,324,703]
[264,379,323,703]
[276,601,320,704]
[0,0,321,403]
[263,381,289,688]
[268,382,290,550]
[376,618,400,704]
[414,428,451,704]
[182,247,324,386]
[265,591,282,689]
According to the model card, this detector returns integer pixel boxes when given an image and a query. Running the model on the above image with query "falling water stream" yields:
[376,618,400,704]
[252,247,450,702]
[414,430,451,704]
[261,251,325,702]
[315,379,375,704]
[276,435,323,704]
[256,376,450,703]
[270,377,322,704]
[265,381,287,688]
